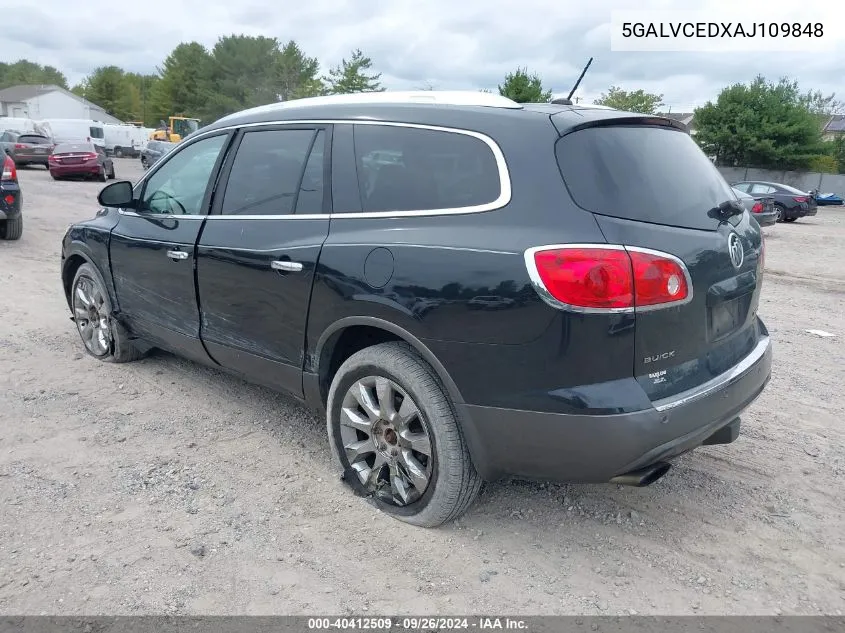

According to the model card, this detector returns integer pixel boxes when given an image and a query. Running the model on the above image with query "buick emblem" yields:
[728,232,744,269]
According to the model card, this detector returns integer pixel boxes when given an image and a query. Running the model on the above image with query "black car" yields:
[1,153,23,240]
[60,92,772,527]
[732,181,817,222]
[140,140,176,170]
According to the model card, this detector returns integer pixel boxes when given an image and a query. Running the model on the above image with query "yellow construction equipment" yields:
[149,116,201,143]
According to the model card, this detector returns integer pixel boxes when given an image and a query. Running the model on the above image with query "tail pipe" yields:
[609,461,671,487]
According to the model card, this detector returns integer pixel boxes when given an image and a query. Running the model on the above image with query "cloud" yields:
[2,0,843,112]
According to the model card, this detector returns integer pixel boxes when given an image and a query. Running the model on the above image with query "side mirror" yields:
[98,180,134,208]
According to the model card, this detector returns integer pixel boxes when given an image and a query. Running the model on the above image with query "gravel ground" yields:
[1,159,843,616]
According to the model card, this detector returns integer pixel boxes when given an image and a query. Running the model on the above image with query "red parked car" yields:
[48,142,115,181]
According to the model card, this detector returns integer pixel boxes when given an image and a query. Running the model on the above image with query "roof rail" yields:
[218,91,523,121]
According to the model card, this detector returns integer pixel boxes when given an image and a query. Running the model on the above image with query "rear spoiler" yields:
[550,110,688,137]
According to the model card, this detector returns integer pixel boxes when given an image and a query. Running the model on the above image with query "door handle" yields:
[167,250,189,261]
[271,260,303,272]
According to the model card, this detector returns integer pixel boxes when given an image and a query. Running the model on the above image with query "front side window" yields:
[220,128,323,216]
[139,134,227,215]
[353,125,501,213]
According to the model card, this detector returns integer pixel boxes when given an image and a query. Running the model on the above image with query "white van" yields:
[0,117,38,134]
[103,123,143,157]
[36,119,106,150]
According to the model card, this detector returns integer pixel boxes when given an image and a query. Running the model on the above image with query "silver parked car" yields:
[732,187,777,227]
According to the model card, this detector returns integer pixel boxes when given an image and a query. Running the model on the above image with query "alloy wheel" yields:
[72,276,112,357]
[339,376,433,506]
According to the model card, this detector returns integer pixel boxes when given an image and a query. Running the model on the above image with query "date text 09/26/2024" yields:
[307,617,528,630]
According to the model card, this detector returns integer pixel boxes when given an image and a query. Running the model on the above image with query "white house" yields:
[0,84,122,124]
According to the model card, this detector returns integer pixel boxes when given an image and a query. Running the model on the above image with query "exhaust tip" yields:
[609,461,671,487]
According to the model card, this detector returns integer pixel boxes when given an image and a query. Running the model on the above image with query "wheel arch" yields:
[62,246,117,313]
[312,316,467,411]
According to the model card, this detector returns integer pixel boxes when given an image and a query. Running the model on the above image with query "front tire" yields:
[71,263,145,363]
[327,342,481,527]
[773,203,784,222]
[0,216,22,240]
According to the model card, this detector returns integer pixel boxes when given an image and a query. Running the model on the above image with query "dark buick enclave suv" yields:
[60,92,772,527]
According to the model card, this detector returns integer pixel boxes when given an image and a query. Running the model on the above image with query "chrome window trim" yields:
[652,336,770,412]
[120,120,511,221]
[523,243,694,314]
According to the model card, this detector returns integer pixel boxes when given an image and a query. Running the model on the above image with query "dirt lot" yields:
[0,158,843,616]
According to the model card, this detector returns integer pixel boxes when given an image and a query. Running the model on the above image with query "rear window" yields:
[89,127,105,139]
[18,135,50,144]
[777,183,807,195]
[555,125,734,231]
[55,143,94,154]
[353,125,501,213]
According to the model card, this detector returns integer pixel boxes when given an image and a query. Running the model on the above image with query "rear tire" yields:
[99,167,107,182]
[327,341,481,527]
[114,147,123,158]
[108,164,116,179]
[141,157,148,171]
[0,216,22,240]
[71,263,146,363]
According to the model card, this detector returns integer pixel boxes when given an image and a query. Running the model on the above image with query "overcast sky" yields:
[2,0,842,112]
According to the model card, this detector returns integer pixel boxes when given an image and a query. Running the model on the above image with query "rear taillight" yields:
[751,201,763,213]
[525,245,691,312]
[793,196,807,203]
[81,152,98,160]
[1,155,16,181]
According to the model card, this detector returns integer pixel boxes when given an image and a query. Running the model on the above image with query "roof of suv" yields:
[202,91,683,136]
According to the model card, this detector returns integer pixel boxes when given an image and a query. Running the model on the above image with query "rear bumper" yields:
[753,210,777,226]
[50,163,101,177]
[459,332,772,483]
[14,154,49,165]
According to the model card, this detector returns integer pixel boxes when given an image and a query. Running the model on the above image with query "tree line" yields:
[3,50,843,174]
[68,38,383,127]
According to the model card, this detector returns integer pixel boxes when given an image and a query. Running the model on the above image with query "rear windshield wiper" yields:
[709,199,745,221]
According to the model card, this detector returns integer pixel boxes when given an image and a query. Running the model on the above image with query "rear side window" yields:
[89,127,105,139]
[221,128,323,216]
[555,125,735,231]
[353,125,500,212]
